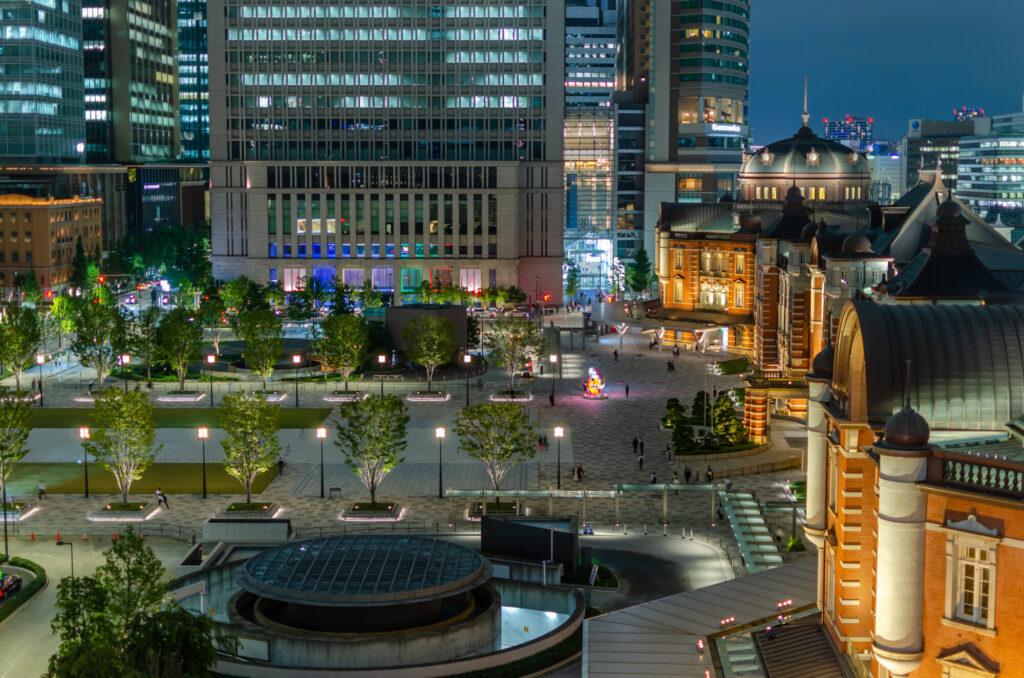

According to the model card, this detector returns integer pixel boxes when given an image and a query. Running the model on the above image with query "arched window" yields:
[734,282,745,307]
[702,251,711,272]
[673,278,684,303]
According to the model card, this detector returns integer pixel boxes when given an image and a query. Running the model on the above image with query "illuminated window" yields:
[755,186,762,200]
[733,282,744,307]
[311,219,321,235]
[296,219,306,234]
[326,219,336,234]
[734,253,744,274]
[674,252,684,270]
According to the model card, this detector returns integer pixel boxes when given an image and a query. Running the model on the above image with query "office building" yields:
[0,193,102,295]
[957,134,1024,220]
[177,0,209,161]
[83,0,179,163]
[564,1,615,109]
[207,1,566,304]
[612,97,645,264]
[901,117,991,193]
[617,0,750,259]
[867,150,903,204]
[822,114,873,153]
[0,0,85,163]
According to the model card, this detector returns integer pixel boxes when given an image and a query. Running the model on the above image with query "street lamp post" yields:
[2,456,8,561]
[35,353,44,406]
[197,427,209,499]
[316,427,327,498]
[206,354,216,407]
[292,354,301,407]
[549,354,558,405]
[435,427,445,499]
[377,354,386,396]
[55,540,74,578]
[118,354,131,393]
[79,426,90,498]
[463,353,471,407]
[554,426,564,489]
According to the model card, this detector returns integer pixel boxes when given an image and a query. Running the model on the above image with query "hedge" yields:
[0,555,47,624]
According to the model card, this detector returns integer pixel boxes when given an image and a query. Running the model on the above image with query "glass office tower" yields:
[177,0,208,161]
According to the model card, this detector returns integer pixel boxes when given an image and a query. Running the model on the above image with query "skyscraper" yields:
[83,0,179,163]
[0,0,85,163]
[207,0,565,303]
[822,114,873,152]
[901,117,990,193]
[177,0,209,161]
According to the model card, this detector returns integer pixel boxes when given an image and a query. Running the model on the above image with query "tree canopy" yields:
[71,294,124,387]
[219,393,281,505]
[234,309,284,391]
[157,308,203,391]
[84,389,161,505]
[0,304,41,391]
[317,313,368,391]
[624,248,653,297]
[335,394,408,504]
[402,316,455,391]
[0,388,31,498]
[483,316,543,396]
[454,402,536,503]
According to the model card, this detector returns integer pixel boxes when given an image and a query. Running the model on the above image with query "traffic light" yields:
[98,275,105,283]
[45,290,53,299]
[543,294,551,302]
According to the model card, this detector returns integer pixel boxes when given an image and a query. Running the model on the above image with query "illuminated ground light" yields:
[339,506,408,523]
[88,505,163,522]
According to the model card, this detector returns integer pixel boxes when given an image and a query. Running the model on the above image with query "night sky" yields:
[748,0,1024,144]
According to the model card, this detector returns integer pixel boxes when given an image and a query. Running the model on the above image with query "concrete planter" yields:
[158,391,206,402]
[341,502,403,522]
[0,500,39,521]
[324,391,369,402]
[218,502,281,519]
[489,392,534,402]
[88,501,162,522]
[406,391,450,402]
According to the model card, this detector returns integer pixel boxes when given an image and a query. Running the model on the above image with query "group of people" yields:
[572,464,585,482]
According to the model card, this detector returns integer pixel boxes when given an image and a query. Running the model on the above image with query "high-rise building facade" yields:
[867,150,902,204]
[901,117,990,193]
[83,0,179,163]
[822,114,873,153]
[618,0,750,261]
[177,0,208,161]
[208,0,565,303]
[958,134,1024,219]
[0,0,85,162]
[565,1,615,109]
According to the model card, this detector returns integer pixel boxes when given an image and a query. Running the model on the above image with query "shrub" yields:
[0,555,47,624]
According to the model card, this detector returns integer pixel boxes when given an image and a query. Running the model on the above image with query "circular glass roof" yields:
[238,535,491,606]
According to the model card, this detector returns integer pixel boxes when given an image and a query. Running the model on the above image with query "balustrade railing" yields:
[927,451,1024,500]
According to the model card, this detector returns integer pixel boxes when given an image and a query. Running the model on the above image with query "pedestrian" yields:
[639,437,645,455]
[638,454,644,471]
[632,436,639,455]
[285,443,292,457]
[684,465,692,483]
[664,443,671,460]
[543,434,549,449]
[650,472,657,484]
[706,465,714,483]
[717,506,725,523]
[146,381,153,391]
[667,361,672,372]
[549,393,555,407]
[672,471,679,484]
[277,457,284,476]
[88,379,94,394]
[625,384,630,398]
[578,465,584,482]
[613,349,618,361]
[155,488,169,508]
[37,481,46,500]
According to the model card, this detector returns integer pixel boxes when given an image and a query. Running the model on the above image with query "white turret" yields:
[804,343,833,610]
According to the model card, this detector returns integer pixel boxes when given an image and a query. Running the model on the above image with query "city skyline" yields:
[749,0,1024,142]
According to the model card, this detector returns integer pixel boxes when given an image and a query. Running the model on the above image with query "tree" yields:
[129,306,163,380]
[402,316,455,391]
[565,262,581,298]
[158,308,204,391]
[221,275,269,313]
[483,316,543,396]
[317,313,368,391]
[0,389,31,503]
[504,286,527,304]
[50,295,76,348]
[0,304,41,391]
[671,422,697,455]
[625,247,654,297]
[335,394,408,505]
[47,526,218,678]
[20,267,42,304]
[357,279,383,308]
[71,295,122,387]
[198,295,226,356]
[692,390,713,425]
[328,278,355,315]
[70,236,91,292]
[454,402,535,504]
[234,309,284,391]
[83,390,161,505]
[219,393,281,505]
[713,393,748,445]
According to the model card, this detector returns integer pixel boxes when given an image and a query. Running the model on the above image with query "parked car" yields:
[125,294,137,305]
[0,571,22,599]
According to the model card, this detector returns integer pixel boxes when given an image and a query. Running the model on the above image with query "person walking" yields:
[155,488,169,509]
[87,380,94,394]
[639,437,645,455]
[684,466,692,484]
[638,454,644,471]
[632,436,639,455]
[667,361,672,372]
[650,472,657,484]
[277,457,285,476]
[706,465,714,483]
[37,481,46,500]
[672,471,680,492]
[664,443,671,460]
[613,349,618,361]
[625,384,630,398]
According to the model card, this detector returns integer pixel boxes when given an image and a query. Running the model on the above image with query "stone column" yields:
[803,374,829,608]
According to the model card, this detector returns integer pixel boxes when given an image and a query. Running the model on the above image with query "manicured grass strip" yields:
[30,408,332,429]
[6,463,279,496]
[674,441,759,456]
[715,358,750,375]
[0,556,46,625]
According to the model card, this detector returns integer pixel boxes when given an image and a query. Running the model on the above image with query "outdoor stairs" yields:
[717,637,765,677]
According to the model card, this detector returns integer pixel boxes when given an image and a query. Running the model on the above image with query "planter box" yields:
[489,392,534,402]
[158,391,206,402]
[0,392,40,403]
[467,501,521,521]
[73,394,96,403]
[88,501,162,522]
[406,391,450,402]
[249,391,287,402]
[341,502,404,522]
[218,502,281,519]
[0,500,39,521]
[323,392,369,402]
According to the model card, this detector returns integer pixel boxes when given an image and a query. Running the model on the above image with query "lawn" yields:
[29,408,332,429]
[714,358,750,375]
[6,463,279,495]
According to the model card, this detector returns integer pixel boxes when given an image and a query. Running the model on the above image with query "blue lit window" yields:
[400,244,410,258]
[327,243,336,258]
[269,268,277,283]
[357,244,366,257]
[371,244,381,258]
[342,244,351,257]
[283,243,292,257]
[385,243,395,258]
[312,243,321,258]
[268,243,277,257]
[298,244,307,257]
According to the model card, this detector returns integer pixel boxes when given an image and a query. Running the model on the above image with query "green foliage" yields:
[624,248,653,296]
[466,315,480,347]
[221,276,270,313]
[0,555,46,625]
[714,358,750,375]
[157,308,203,391]
[50,295,76,337]
[671,422,697,454]
[197,294,226,355]
[287,276,331,342]
[220,393,281,504]
[46,526,217,678]
[139,222,212,291]
[357,279,383,308]
[328,278,355,314]
[0,388,31,495]
[70,236,92,292]
[662,397,687,428]
[504,285,527,304]
[0,304,41,391]
[71,294,123,387]
[335,394,408,504]
[234,309,284,391]
[402,316,456,391]
[19,267,42,304]
[713,393,748,445]
[483,317,543,395]
[128,306,163,380]
[317,313,369,391]
[84,390,161,504]
[454,402,536,501]
[565,262,581,298]
[366,320,394,357]
[787,536,806,552]
[692,390,713,424]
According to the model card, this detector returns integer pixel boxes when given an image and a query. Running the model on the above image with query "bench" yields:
[328,487,342,499]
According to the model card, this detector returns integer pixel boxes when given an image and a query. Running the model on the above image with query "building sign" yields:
[711,123,743,134]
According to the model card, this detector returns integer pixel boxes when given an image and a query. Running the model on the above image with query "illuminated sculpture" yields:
[583,366,607,399]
